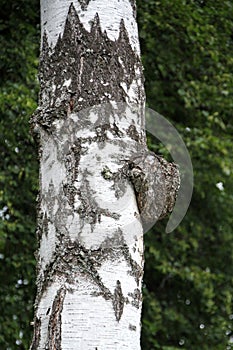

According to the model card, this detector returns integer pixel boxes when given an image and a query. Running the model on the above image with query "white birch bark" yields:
[30,1,145,349]
[30,1,179,349]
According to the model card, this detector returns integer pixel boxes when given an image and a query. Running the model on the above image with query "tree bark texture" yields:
[30,1,179,349]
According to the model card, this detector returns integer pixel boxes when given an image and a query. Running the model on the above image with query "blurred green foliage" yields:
[0,0,39,348]
[137,0,233,349]
[0,0,232,349]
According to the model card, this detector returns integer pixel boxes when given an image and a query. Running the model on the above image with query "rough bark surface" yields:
[33,5,143,129]
[30,1,179,349]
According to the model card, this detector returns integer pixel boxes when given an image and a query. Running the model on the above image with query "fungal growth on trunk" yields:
[30,1,179,349]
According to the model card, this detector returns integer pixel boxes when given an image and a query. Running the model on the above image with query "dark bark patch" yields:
[127,124,140,142]
[129,323,137,331]
[45,287,66,350]
[122,244,143,286]
[101,166,113,180]
[43,212,49,237]
[101,163,127,199]
[32,3,143,130]
[43,181,56,219]
[128,288,141,309]
[95,123,111,144]
[129,0,137,18]
[63,139,82,206]
[78,0,91,11]
[36,209,43,242]
[113,280,124,321]
[101,163,129,199]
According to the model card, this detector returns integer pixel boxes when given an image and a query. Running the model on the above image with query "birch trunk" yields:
[30,1,146,349]
[30,1,180,349]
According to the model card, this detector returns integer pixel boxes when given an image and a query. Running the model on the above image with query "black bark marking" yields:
[36,209,43,242]
[110,228,143,286]
[113,280,124,321]
[36,183,55,243]
[36,235,113,305]
[128,288,142,309]
[127,124,140,142]
[101,163,129,199]
[96,228,143,286]
[129,0,137,18]
[95,123,123,144]
[30,317,41,350]
[129,323,137,331]
[45,287,66,350]
[35,228,142,313]
[101,166,113,180]
[31,3,143,131]
[43,212,49,237]
[122,244,143,286]
[63,139,82,207]
[78,0,91,11]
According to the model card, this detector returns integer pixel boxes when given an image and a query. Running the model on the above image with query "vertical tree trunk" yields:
[30,1,146,349]
[30,1,179,349]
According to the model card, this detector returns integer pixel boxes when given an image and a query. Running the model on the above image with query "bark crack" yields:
[45,287,66,350]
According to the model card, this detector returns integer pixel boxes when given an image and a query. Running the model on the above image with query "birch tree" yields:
[30,1,179,349]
